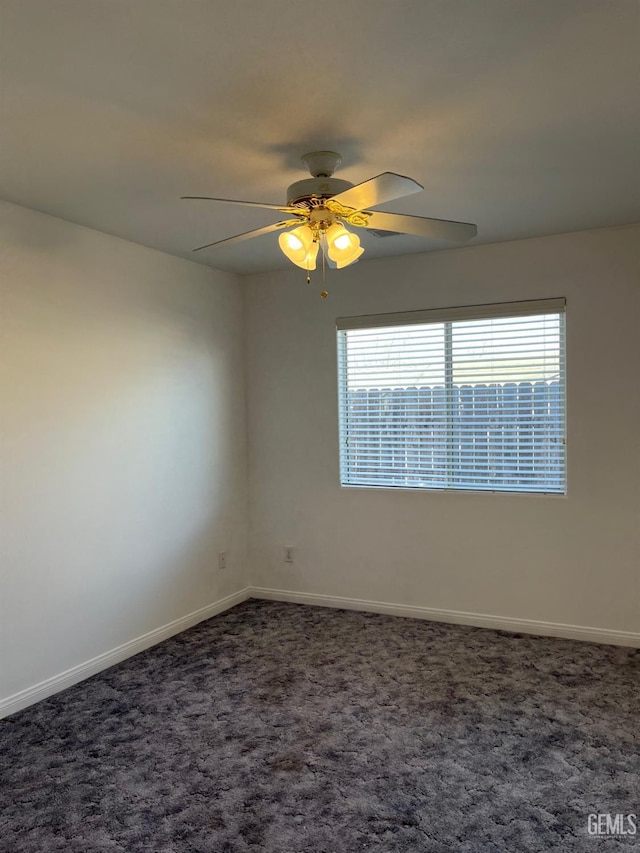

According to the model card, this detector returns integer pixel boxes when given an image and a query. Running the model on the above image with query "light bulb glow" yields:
[285,233,303,250]
[334,234,351,250]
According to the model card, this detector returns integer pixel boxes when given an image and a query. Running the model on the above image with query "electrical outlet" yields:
[284,546,294,563]
[218,551,227,571]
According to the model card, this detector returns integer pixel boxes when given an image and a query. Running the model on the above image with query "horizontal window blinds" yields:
[337,301,566,494]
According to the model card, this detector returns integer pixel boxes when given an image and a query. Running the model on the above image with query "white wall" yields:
[245,225,640,635]
[0,201,248,707]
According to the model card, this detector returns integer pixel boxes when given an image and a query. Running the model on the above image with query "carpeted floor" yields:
[1,600,638,852]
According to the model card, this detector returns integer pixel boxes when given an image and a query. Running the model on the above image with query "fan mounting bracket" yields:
[301,151,342,178]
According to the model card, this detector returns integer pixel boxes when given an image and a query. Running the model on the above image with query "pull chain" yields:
[321,243,328,298]
[302,236,329,297]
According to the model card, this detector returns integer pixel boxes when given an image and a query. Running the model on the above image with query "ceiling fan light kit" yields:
[183,151,477,294]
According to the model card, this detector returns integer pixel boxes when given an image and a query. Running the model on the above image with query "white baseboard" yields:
[249,587,640,648]
[3,585,636,719]
[0,587,251,719]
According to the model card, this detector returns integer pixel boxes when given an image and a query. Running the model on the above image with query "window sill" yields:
[339,483,568,498]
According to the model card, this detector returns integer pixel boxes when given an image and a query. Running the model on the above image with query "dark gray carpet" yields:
[1,600,638,852]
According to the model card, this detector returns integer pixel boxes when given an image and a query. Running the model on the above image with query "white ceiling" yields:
[1,0,639,274]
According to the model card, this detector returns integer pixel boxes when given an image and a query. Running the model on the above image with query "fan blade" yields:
[182,196,304,215]
[329,172,423,211]
[192,220,299,252]
[360,211,477,243]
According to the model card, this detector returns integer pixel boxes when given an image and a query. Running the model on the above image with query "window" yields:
[337,299,566,494]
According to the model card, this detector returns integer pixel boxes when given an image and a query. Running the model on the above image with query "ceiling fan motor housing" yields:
[286,176,353,206]
[287,151,354,206]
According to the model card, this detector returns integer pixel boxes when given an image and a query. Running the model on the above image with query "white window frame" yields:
[337,298,566,495]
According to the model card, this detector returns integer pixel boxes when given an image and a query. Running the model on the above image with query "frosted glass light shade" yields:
[278,226,319,270]
[325,223,364,268]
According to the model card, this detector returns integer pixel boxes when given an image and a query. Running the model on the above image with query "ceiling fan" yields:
[183,151,477,286]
